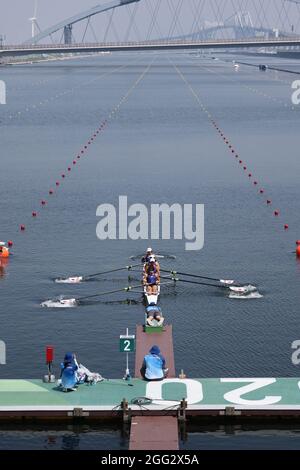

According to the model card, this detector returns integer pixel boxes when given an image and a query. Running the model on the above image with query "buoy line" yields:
[17,58,155,235]
[202,63,297,111]
[3,58,145,124]
[171,59,290,233]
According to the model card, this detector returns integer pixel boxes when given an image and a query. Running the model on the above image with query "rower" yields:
[144,272,159,295]
[142,247,153,263]
[144,256,160,279]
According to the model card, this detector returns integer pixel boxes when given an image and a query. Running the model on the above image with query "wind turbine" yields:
[29,0,40,39]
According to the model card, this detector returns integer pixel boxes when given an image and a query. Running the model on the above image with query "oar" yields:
[160,276,228,290]
[162,276,253,294]
[160,269,235,285]
[83,264,142,280]
[76,284,144,302]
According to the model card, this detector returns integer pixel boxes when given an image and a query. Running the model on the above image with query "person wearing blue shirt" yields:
[60,352,78,392]
[146,303,162,324]
[140,345,168,381]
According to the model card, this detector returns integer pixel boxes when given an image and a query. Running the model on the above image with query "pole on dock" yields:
[119,329,135,381]
[43,346,56,383]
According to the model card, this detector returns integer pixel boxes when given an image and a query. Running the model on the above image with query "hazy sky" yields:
[0,1,297,44]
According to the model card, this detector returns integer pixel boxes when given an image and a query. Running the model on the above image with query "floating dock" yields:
[134,324,175,378]
[131,323,179,450]
[1,378,300,421]
[1,325,300,427]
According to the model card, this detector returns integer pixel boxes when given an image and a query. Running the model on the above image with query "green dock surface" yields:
[1,378,300,413]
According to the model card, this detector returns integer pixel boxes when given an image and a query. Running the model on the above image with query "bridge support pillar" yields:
[64,24,73,45]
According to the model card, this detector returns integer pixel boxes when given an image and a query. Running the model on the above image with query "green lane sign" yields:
[119,335,135,353]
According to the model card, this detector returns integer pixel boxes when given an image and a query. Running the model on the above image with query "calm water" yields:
[0,52,300,449]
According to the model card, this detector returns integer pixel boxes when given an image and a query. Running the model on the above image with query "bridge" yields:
[2,0,300,58]
[2,36,300,57]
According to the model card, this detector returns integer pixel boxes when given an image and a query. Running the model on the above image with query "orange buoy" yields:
[296,244,300,257]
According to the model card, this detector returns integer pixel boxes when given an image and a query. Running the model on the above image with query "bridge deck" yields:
[2,37,300,57]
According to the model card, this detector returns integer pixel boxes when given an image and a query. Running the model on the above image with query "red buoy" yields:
[260,189,264,194]
[243,166,247,170]
[68,167,71,171]
[297,246,300,258]
[296,240,300,246]
[7,241,13,247]
[254,181,258,185]
[56,182,60,186]
[32,211,37,217]
[41,200,46,206]
[73,161,76,165]
[49,190,53,195]
[62,174,65,178]
[239,160,243,164]
[284,224,289,230]
[248,173,252,177]
[267,199,272,204]
[274,210,279,216]
[20,225,25,231]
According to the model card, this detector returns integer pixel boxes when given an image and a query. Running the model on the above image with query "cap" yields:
[150,345,160,355]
